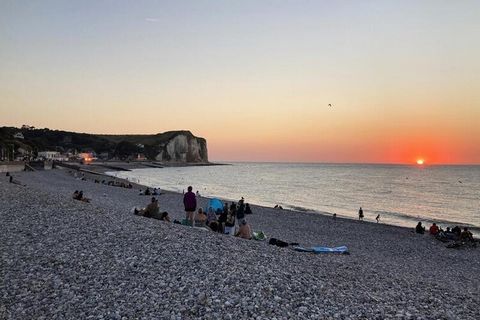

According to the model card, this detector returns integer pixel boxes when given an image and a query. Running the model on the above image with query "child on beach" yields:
[195,208,207,227]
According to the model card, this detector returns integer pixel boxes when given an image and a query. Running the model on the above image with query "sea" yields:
[107,162,480,233]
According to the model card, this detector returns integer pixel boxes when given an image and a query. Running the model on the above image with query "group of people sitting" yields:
[94,179,133,189]
[72,190,91,203]
[187,206,252,239]
[139,187,161,196]
[416,221,475,244]
[133,186,254,240]
[182,186,253,239]
[70,170,134,189]
[134,196,170,221]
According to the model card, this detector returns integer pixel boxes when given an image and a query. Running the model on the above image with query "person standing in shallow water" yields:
[183,186,197,226]
[358,207,364,221]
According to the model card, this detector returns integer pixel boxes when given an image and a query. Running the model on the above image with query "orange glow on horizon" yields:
[416,159,425,165]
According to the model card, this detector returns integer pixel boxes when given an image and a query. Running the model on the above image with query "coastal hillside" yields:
[0,126,208,163]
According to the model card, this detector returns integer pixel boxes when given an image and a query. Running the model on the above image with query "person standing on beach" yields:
[358,207,364,221]
[236,198,246,226]
[376,214,380,223]
[183,186,197,226]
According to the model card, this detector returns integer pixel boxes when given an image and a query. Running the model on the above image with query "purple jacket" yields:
[183,192,197,211]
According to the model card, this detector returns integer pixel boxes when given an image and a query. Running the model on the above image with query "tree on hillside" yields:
[113,141,141,160]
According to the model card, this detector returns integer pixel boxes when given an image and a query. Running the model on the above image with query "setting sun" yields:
[416,159,425,165]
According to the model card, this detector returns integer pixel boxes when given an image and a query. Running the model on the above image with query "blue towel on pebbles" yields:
[294,246,349,254]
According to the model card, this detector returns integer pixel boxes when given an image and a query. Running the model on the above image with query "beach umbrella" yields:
[206,198,224,213]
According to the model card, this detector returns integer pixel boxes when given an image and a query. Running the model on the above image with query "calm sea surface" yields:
[107,163,480,232]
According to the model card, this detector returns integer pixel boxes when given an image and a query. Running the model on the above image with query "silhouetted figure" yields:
[245,203,252,214]
[358,207,364,221]
[236,198,246,225]
[376,214,380,223]
[230,201,237,213]
[416,222,425,234]
[452,226,461,237]
[460,227,474,242]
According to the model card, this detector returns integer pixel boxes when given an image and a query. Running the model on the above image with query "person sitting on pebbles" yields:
[134,197,159,218]
[194,208,207,227]
[73,190,90,203]
[415,222,425,234]
[206,207,217,226]
[235,220,252,240]
[460,227,474,243]
[159,211,171,222]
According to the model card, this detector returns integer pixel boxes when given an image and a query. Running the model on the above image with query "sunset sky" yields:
[1,1,479,164]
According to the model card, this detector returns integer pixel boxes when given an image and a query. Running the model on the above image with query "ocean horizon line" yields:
[209,160,480,167]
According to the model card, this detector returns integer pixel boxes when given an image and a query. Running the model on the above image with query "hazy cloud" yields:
[145,17,159,22]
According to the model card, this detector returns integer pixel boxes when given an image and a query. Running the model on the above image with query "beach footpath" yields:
[1,169,479,319]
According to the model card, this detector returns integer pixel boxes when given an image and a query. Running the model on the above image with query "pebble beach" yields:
[1,168,479,319]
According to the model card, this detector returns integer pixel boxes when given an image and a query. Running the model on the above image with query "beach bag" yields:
[269,238,288,247]
[253,231,266,241]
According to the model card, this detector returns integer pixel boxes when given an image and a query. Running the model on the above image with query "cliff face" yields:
[99,130,208,163]
[154,132,208,163]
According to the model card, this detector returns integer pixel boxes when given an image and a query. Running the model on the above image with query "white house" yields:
[38,151,69,161]
[13,132,24,139]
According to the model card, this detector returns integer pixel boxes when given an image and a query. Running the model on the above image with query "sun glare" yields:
[416,159,425,165]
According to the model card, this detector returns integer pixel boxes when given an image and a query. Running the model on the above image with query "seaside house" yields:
[38,151,69,162]
[13,132,24,139]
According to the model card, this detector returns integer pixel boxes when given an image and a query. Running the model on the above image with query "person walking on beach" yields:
[358,207,364,221]
[376,214,380,223]
[183,186,197,226]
